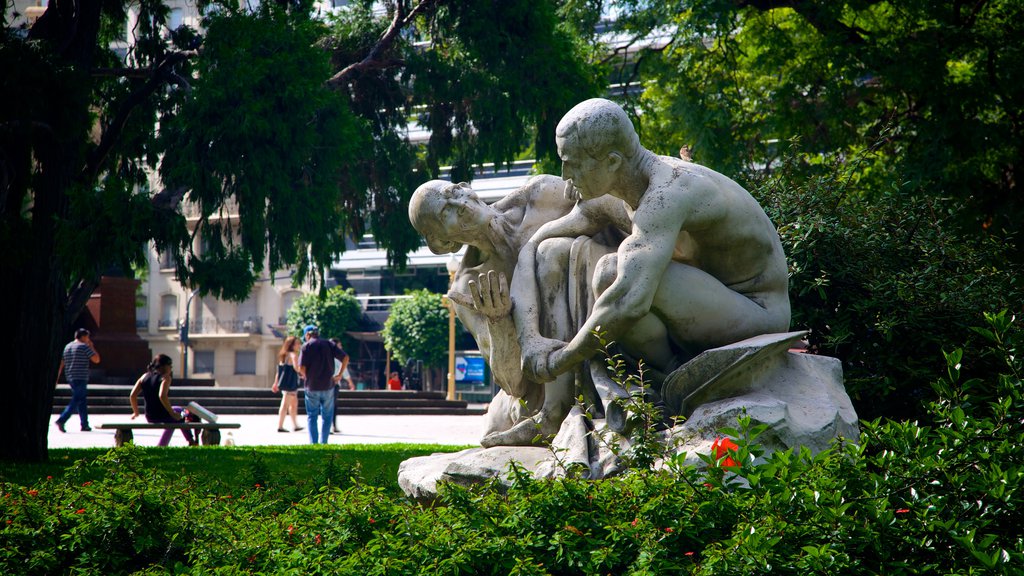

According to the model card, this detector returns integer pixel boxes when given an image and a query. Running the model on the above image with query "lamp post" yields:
[180,289,199,383]
[445,254,460,401]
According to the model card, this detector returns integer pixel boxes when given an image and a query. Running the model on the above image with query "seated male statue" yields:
[512,98,792,400]
[408,176,584,447]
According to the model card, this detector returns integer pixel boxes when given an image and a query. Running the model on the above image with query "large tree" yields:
[1,0,601,462]
[607,0,1022,417]
[613,0,1024,231]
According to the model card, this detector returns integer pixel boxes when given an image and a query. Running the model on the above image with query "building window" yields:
[136,300,149,330]
[235,350,256,375]
[158,250,175,270]
[280,290,301,324]
[237,291,258,322]
[193,351,215,374]
[159,294,177,328]
[167,8,183,31]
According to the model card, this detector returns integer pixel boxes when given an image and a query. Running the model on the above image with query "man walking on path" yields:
[298,325,348,444]
[55,328,102,432]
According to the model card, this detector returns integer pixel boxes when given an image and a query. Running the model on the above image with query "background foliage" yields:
[381,289,453,369]
[620,0,1024,235]
[285,286,364,349]
[754,146,1017,419]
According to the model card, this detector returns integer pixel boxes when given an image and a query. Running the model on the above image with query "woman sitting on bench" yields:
[129,354,198,446]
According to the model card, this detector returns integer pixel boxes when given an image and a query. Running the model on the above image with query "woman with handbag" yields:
[129,354,198,446]
[272,336,303,432]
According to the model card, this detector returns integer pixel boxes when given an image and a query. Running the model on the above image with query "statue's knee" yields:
[592,253,618,295]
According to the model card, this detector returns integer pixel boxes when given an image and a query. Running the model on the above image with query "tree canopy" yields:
[1,0,602,461]
[381,289,451,369]
[285,287,363,350]
[616,0,1023,233]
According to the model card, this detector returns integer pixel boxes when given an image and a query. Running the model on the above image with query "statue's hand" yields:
[522,337,566,382]
[468,270,511,320]
[563,179,581,202]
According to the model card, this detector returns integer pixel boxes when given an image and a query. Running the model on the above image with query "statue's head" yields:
[555,98,640,162]
[409,180,477,254]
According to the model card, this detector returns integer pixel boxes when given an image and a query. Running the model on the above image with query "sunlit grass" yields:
[0,444,471,494]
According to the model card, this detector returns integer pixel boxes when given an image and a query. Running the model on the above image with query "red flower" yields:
[287,525,294,536]
[253,483,261,489]
[46,476,52,480]
[81,482,92,487]
[685,551,695,557]
[75,509,85,514]
[6,520,12,525]
[711,437,740,467]
[895,508,910,514]
[368,518,376,524]
[664,527,674,533]
[315,534,322,545]
[630,518,639,527]
[26,490,38,497]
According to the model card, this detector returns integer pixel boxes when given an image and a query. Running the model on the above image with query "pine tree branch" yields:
[325,0,439,88]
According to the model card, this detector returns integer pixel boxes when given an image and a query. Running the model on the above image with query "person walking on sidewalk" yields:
[298,325,348,444]
[272,335,303,433]
[55,328,101,432]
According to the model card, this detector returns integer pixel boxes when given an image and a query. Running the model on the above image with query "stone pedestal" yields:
[398,332,860,502]
[78,276,152,379]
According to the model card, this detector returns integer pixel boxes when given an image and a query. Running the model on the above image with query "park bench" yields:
[99,422,241,447]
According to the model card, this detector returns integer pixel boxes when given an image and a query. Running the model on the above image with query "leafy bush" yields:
[755,150,1020,420]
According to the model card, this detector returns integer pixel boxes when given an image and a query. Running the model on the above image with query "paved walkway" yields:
[49,413,485,449]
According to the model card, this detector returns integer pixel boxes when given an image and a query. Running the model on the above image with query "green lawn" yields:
[0,444,471,494]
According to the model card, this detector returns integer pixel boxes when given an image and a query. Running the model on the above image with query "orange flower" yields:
[75,509,85,514]
[664,527,674,533]
[711,437,740,467]
[26,490,38,497]
[895,508,910,514]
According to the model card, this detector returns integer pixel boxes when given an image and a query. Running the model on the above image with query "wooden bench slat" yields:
[100,422,242,426]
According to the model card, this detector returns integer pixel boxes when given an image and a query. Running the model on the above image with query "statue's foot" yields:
[480,413,561,448]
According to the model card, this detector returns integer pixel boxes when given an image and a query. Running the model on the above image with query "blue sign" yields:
[455,356,486,382]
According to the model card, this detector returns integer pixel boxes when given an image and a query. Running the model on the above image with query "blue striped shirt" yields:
[63,340,96,382]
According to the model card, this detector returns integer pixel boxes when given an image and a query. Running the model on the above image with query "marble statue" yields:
[513,97,791,386]
[399,99,858,501]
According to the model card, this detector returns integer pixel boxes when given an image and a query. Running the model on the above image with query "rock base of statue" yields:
[398,332,860,503]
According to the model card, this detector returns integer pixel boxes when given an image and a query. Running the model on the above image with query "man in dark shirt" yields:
[297,325,348,444]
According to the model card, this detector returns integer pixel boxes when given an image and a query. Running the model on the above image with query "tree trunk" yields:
[0,144,73,462]
[0,0,104,462]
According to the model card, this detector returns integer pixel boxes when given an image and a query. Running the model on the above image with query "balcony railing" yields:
[357,295,411,313]
[188,316,263,335]
[182,198,240,219]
